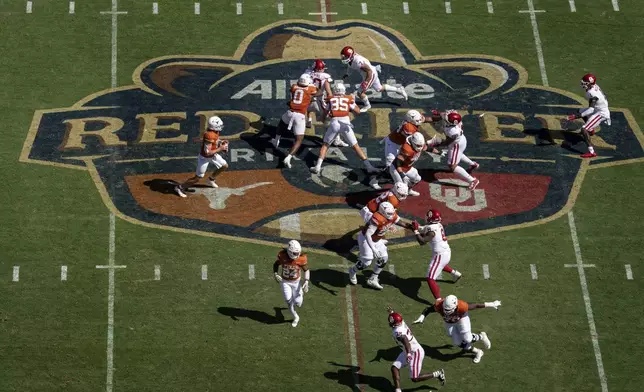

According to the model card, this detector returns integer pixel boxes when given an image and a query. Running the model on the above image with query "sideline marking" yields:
[249,264,255,280]
[154,265,161,281]
[201,264,208,280]
[100,10,127,14]
[523,0,549,86]
[152,2,158,14]
[236,2,242,14]
[487,1,494,13]
[625,264,633,280]
[519,9,546,13]
[445,1,451,13]
[194,2,200,14]
[12,266,19,282]
[611,0,619,11]
[568,0,576,12]
[26,1,32,13]
[61,265,68,281]
[564,264,595,268]
[482,264,490,279]
[69,1,75,14]
[568,211,608,392]
[402,2,409,14]
[277,2,283,14]
[530,264,538,280]
[341,260,362,390]
[96,264,127,269]
[361,2,367,14]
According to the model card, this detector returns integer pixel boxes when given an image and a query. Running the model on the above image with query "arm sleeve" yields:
[365,224,378,251]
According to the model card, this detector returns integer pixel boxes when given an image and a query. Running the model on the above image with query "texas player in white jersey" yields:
[273,240,310,327]
[340,46,408,113]
[414,295,501,364]
[411,209,462,301]
[426,110,480,190]
[387,305,446,391]
[567,73,611,158]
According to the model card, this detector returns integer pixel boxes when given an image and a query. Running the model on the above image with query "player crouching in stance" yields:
[387,305,446,391]
[271,73,318,169]
[412,209,462,300]
[309,83,379,175]
[175,116,228,198]
[273,240,310,327]
[426,110,480,190]
[413,295,501,363]
[567,73,611,158]
[340,46,408,113]
[349,202,416,290]
[360,182,408,223]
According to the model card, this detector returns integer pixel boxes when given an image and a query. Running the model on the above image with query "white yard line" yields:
[194,2,200,14]
[568,211,608,392]
[236,2,242,15]
[342,260,359,389]
[402,2,409,14]
[26,1,32,13]
[568,0,576,12]
[530,264,538,280]
[61,265,68,281]
[320,0,327,23]
[625,264,633,280]
[482,264,490,279]
[154,265,161,281]
[611,0,619,11]
[367,36,386,59]
[487,1,494,13]
[201,264,208,280]
[361,2,367,14]
[445,1,452,13]
[12,266,19,282]
[69,1,75,14]
[523,0,549,86]
[248,264,255,280]
[152,2,158,14]
[277,2,283,14]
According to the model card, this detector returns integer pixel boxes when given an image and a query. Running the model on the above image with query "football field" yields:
[1,0,644,391]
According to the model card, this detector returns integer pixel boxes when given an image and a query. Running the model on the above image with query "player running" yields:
[273,240,310,327]
[387,305,446,391]
[567,73,611,158]
[413,295,501,363]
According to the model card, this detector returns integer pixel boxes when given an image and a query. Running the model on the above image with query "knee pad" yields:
[459,339,473,351]
[357,259,372,269]
[376,257,388,268]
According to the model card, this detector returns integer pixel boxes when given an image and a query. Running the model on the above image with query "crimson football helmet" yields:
[580,73,596,90]
[340,46,355,64]
[388,312,403,327]
[445,111,462,126]
[313,59,326,72]
[426,209,441,224]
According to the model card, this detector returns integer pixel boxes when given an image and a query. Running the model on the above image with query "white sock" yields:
[289,302,298,319]
[588,146,595,153]
[432,370,442,378]
[315,158,323,168]
[362,96,371,107]
[454,166,474,182]
[383,84,398,92]
[452,270,461,277]
[274,135,281,143]
[461,154,474,166]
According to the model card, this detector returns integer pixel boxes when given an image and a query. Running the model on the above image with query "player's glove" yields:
[274,273,283,283]
[411,220,420,235]
[302,280,309,293]
[484,300,502,310]
[431,109,442,122]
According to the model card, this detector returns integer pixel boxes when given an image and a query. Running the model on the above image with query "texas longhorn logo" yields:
[21,20,644,250]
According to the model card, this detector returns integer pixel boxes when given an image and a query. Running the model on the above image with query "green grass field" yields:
[1,0,643,391]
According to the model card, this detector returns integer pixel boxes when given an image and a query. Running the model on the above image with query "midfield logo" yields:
[21,20,644,251]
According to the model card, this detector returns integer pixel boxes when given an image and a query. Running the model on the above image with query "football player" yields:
[413,294,501,364]
[567,73,611,158]
[390,132,427,196]
[411,209,462,300]
[273,240,310,328]
[309,83,379,175]
[271,73,319,169]
[426,110,480,190]
[387,305,446,392]
[174,116,229,198]
[340,46,408,112]
[360,182,409,223]
[349,202,417,290]
[306,59,349,147]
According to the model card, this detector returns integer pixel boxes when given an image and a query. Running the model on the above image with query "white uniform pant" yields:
[281,279,303,307]
[323,118,358,146]
[359,65,383,94]
[446,136,467,166]
[426,250,451,280]
[392,346,426,379]
[390,166,421,188]
[359,206,374,223]
[357,232,388,265]
[196,153,227,177]
[445,316,473,348]
[384,137,402,167]
[582,110,611,132]
[281,110,307,136]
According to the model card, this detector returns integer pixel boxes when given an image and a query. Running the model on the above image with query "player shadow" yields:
[323,362,394,392]
[378,272,433,306]
[216,306,288,325]
[344,189,384,209]
[311,268,353,296]
[323,228,361,260]
[369,344,469,364]
[143,179,183,195]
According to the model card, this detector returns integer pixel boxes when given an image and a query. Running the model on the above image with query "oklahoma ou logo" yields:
[21,20,644,250]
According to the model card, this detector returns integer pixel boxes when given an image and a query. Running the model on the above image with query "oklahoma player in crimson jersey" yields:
[386,305,446,391]
[349,202,416,290]
[273,240,310,327]
[411,209,462,300]
[271,73,319,169]
[360,182,409,223]
[414,295,501,364]
[309,83,379,175]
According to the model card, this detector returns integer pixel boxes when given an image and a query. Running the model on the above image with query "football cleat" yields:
[408,189,420,197]
[473,349,484,364]
[581,152,598,158]
[369,177,382,190]
[360,104,371,113]
[480,332,491,349]
[467,162,480,174]
[174,185,187,198]
[309,166,321,174]
[367,275,384,290]
[207,178,218,188]
[453,271,462,283]
[413,314,425,324]
[468,178,480,190]
[348,266,358,285]
[283,156,292,169]
[291,315,300,328]
[437,369,446,386]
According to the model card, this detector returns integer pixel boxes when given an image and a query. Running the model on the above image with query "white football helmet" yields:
[392,182,409,200]
[298,73,313,87]
[443,295,458,315]
[207,116,224,131]
[409,132,426,152]
[333,82,346,95]
[287,240,302,260]
[378,201,396,220]
[405,110,424,126]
